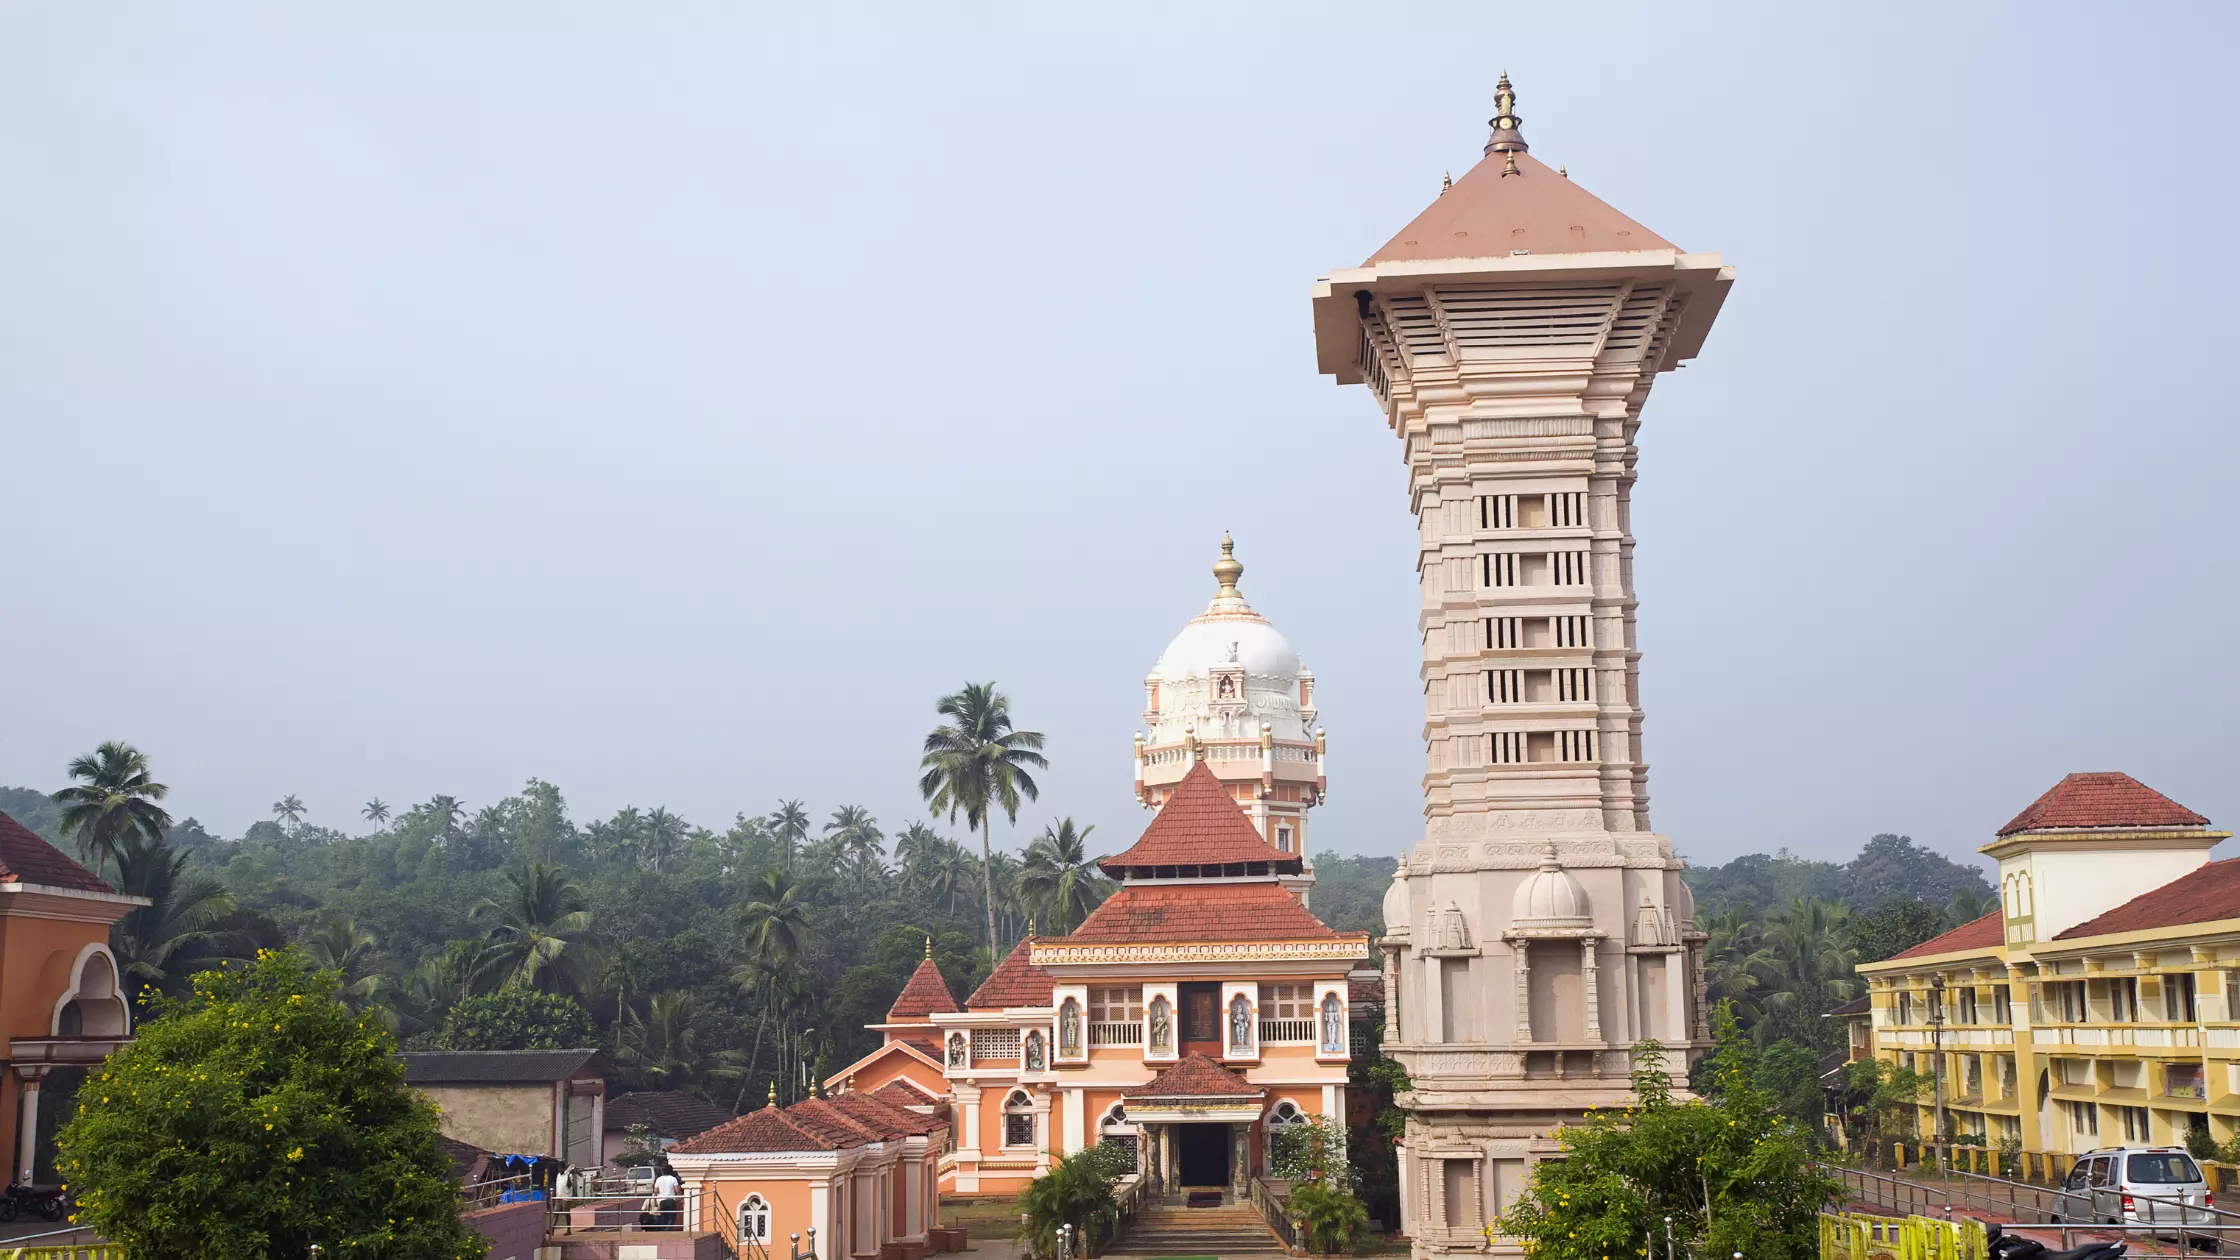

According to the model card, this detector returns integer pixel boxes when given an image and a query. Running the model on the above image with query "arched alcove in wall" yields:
[52,945,129,1039]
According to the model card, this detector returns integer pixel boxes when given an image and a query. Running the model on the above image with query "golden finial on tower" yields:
[925,934,934,959]
[1212,533,1244,599]
[1485,71,1528,160]
[1559,165,1568,178]
[768,1081,779,1108]
[1440,170,1452,195]
[847,1073,857,1094]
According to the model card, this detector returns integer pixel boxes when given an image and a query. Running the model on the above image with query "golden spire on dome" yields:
[925,934,933,959]
[1485,71,1528,162]
[1212,534,1245,600]
[767,1081,778,1108]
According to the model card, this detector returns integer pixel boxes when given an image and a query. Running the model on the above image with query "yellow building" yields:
[1857,772,2240,1157]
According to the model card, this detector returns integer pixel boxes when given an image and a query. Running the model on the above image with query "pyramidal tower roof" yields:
[1366,75,1674,264]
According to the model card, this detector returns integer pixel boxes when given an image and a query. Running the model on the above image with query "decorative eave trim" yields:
[2031,920,2240,957]
[1031,938,1369,967]
[1857,945,2008,975]
[0,882,150,926]
[1978,828,2229,858]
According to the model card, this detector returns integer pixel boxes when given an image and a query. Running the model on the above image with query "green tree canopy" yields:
[1498,1013,1839,1260]
[435,989,596,1050]
[58,948,485,1260]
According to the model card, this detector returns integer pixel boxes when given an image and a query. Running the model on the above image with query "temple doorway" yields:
[1176,1122,1230,1188]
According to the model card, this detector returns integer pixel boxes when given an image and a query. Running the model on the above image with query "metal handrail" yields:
[1828,1164,2240,1255]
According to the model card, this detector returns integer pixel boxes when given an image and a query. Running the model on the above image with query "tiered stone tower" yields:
[1310,78,1732,1255]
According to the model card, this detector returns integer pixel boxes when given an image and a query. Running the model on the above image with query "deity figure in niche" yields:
[1059,998,1083,1057]
[1229,993,1252,1050]
[1023,1030,1045,1072]
[947,1034,966,1068]
[1320,993,1344,1054]
[1147,996,1173,1051]
[1217,674,1238,699]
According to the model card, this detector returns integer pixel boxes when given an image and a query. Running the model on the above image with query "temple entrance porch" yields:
[1175,1121,1230,1190]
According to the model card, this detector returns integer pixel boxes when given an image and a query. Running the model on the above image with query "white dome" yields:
[1143,537,1315,746]
[1512,844,1591,928]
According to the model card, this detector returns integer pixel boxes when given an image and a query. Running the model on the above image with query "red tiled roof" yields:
[782,1097,883,1147]
[1885,911,2003,962]
[671,1105,841,1154]
[1068,881,1355,944]
[965,940,1056,1009]
[886,955,958,1022]
[1998,773,2211,837]
[1365,149,1675,265]
[872,1078,941,1108]
[0,811,112,894]
[830,1090,944,1138]
[1101,763,1301,875]
[1126,1053,1264,1100]
[2057,858,2240,939]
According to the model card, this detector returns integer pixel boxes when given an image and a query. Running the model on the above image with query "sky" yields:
[3,2,2235,874]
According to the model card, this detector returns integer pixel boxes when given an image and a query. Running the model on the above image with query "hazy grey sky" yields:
[4,3,2234,873]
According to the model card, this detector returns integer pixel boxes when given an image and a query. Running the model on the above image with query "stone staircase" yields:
[1105,1201,1287,1258]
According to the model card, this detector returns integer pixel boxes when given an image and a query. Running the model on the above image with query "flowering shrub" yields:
[57,948,486,1260]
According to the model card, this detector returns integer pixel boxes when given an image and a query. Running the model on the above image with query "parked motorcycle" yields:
[1987,1222,2129,1260]
[0,1182,70,1223]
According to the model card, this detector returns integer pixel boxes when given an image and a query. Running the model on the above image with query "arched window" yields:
[1003,1090,1036,1148]
[1098,1103,1140,1172]
[1266,1100,1307,1162]
[739,1194,771,1243]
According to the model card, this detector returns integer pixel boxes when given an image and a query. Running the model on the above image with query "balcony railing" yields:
[1260,1019,1316,1044]
[1089,1021,1143,1048]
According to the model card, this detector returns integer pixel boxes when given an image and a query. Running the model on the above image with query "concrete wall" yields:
[466,1199,546,1260]
[423,1082,553,1154]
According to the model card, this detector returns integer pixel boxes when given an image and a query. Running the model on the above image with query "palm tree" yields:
[928,841,974,915]
[109,831,247,1004]
[272,794,307,827]
[643,807,684,874]
[424,795,467,841]
[1756,897,1859,1018]
[362,798,391,826]
[1945,888,1998,929]
[1018,819,1111,934]
[919,682,1047,959]
[825,805,886,880]
[893,822,944,887]
[741,870,811,966]
[768,801,811,868]
[52,741,171,872]
[301,918,389,1009]
[616,991,745,1098]
[473,863,595,991]
[1698,903,1768,1024]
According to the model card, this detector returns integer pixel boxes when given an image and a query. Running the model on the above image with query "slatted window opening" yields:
[1487,669,1524,704]
[1488,732,1527,765]
[1555,669,1593,702]
[1554,616,1590,648]
[1482,553,1519,588]
[1553,551,1590,586]
[1550,492,1586,528]
[1381,293,1448,363]
[1480,494,1517,529]
[1556,730,1598,762]
[1601,287,1670,353]
[1486,617,1522,649]
[1431,284,1623,355]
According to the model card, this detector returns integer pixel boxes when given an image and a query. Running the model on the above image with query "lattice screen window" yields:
[973,1028,1021,1061]
[1259,984,1312,1018]
[1089,987,1142,1022]
[1553,551,1590,586]
[1555,669,1593,702]
[1480,494,1517,529]
[1486,617,1522,649]
[1554,616,1590,648]
[1482,553,1519,588]
[1487,670,1523,704]
[1489,733,1527,765]
[1556,730,1597,762]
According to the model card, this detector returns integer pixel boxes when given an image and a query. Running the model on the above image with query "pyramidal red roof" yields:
[2057,858,2240,939]
[1885,911,2003,962]
[965,939,1056,1010]
[1126,1053,1264,1100]
[830,1089,944,1138]
[1100,762,1300,875]
[886,955,958,1022]
[1069,881,1350,945]
[1366,149,1675,266]
[871,1078,940,1108]
[671,1104,841,1154]
[1998,773,2211,837]
[0,811,112,894]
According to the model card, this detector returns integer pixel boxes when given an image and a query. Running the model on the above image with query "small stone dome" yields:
[1512,843,1591,929]
[1381,857,1412,937]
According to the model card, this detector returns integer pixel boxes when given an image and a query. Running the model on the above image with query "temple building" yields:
[1310,77,1731,1256]
[759,541,1371,1224]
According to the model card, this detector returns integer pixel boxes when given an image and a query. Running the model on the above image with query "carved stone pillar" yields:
[1511,942,1533,1044]
[1382,944,1402,1045]
[1689,942,1711,1040]
[1580,938,1602,1043]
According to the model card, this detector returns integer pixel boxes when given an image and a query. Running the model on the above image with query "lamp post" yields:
[1928,974,1948,1167]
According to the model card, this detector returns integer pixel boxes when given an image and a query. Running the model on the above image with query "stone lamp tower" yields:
[1314,78,1730,1254]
